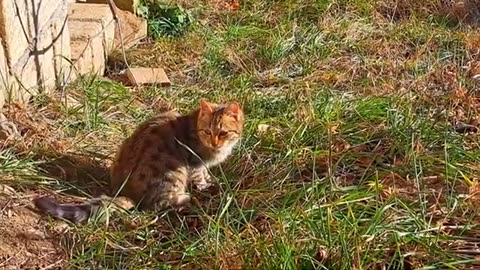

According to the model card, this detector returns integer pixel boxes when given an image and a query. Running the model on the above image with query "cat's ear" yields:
[225,102,241,120]
[199,99,213,114]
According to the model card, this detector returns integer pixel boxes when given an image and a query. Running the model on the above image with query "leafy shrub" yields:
[137,1,193,38]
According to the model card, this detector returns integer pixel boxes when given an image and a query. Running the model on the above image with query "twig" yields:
[450,250,480,255]
[39,259,64,270]
[0,246,26,267]
[105,0,130,71]
[0,198,12,213]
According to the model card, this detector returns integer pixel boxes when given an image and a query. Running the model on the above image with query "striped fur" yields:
[33,100,244,223]
[33,195,134,223]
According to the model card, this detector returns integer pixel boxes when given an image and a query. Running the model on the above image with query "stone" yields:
[0,0,67,66]
[38,44,57,93]
[27,0,67,32]
[8,18,58,98]
[70,39,93,76]
[84,0,140,13]
[114,9,147,49]
[69,20,106,75]
[26,10,63,93]
[8,58,38,103]
[50,14,72,86]
[0,0,31,65]
[68,3,115,55]
[0,39,8,108]
[0,0,70,105]
[9,45,56,102]
[21,228,46,240]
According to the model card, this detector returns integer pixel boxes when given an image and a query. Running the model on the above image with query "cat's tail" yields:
[33,195,134,223]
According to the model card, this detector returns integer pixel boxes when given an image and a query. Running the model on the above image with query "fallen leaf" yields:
[226,0,240,11]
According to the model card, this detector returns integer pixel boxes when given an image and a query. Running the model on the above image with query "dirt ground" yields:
[0,190,66,269]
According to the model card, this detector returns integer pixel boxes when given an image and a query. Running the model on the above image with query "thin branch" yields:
[105,0,130,70]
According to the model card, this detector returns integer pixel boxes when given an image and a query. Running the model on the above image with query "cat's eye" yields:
[204,129,212,135]
[218,131,228,137]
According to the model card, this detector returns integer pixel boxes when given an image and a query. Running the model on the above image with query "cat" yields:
[33,99,245,223]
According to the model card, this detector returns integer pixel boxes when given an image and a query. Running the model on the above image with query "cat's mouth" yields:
[210,146,223,152]
[205,139,237,152]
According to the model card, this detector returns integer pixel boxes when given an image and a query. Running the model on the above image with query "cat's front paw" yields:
[194,180,213,191]
[175,194,191,206]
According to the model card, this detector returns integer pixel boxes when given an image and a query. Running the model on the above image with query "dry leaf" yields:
[226,0,240,11]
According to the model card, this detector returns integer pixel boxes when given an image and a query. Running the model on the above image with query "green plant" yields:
[138,1,193,38]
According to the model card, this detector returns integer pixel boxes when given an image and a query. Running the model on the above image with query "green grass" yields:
[3,0,480,269]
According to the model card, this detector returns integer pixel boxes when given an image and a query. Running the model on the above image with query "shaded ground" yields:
[0,191,64,269]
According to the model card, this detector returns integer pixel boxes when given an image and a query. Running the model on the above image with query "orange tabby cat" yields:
[33,99,245,222]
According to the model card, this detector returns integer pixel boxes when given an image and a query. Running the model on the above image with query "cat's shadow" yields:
[33,149,225,205]
[28,149,240,234]
[34,149,110,198]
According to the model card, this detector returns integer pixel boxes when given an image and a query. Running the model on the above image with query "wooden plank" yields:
[126,67,171,86]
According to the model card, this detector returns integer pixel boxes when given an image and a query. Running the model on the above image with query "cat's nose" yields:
[211,136,219,147]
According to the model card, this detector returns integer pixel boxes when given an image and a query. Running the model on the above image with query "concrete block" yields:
[9,46,56,102]
[0,40,7,108]
[83,0,139,13]
[69,20,106,75]
[70,38,93,75]
[9,58,38,103]
[114,9,147,49]
[50,10,72,85]
[0,0,66,66]
[19,16,59,94]
[28,0,67,32]
[68,3,115,55]
[0,0,32,65]
[37,46,57,93]
[0,0,71,106]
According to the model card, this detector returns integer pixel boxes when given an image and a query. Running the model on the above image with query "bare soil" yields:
[0,192,66,269]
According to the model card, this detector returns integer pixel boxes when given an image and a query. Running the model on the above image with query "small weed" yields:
[138,1,193,38]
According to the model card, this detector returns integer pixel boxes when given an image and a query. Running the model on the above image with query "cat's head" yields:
[196,99,245,150]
